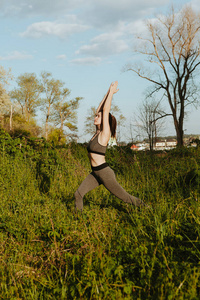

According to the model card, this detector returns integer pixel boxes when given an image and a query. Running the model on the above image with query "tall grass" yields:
[0,131,200,299]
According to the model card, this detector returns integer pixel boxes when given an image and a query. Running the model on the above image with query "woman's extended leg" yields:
[95,167,144,207]
[74,173,100,210]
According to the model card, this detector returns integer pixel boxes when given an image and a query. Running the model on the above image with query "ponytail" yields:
[109,113,117,138]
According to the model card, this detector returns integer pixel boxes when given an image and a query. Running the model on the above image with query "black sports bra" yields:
[87,132,107,156]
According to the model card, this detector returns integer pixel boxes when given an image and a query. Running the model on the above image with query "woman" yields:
[75,81,145,210]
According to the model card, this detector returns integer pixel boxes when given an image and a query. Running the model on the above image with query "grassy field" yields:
[0,129,200,299]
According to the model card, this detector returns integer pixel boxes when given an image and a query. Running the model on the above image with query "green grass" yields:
[0,132,200,299]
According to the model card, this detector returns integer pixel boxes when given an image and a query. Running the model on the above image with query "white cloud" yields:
[1,0,193,67]
[56,54,67,60]
[76,31,129,57]
[190,0,200,12]
[1,0,180,29]
[0,0,85,17]
[74,18,153,59]
[0,51,33,61]
[70,57,102,65]
[20,21,89,39]
[80,0,170,28]
[123,19,149,36]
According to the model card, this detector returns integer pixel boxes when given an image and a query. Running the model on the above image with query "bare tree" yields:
[117,113,126,144]
[126,6,200,146]
[135,99,165,151]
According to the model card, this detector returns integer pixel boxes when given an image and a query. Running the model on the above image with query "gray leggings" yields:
[74,163,144,210]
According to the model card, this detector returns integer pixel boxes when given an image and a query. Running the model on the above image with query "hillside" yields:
[0,129,200,299]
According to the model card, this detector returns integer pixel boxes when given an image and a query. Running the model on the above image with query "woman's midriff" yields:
[88,153,106,167]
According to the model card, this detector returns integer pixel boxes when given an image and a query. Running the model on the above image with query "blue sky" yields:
[1,0,200,142]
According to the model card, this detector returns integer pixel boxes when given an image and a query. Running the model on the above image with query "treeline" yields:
[0,67,82,144]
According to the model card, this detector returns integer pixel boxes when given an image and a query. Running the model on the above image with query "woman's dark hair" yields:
[109,113,117,138]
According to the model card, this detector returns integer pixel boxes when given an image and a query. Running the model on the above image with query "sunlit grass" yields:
[0,138,200,299]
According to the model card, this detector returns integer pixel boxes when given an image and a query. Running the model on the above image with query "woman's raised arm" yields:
[96,86,110,114]
[102,81,119,113]
[99,81,119,145]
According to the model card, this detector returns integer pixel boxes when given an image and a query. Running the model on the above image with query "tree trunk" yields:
[10,104,13,131]
[149,132,153,151]
[45,105,51,140]
[45,117,48,140]
[59,116,64,143]
[0,114,4,128]
[176,126,184,147]
[174,117,184,147]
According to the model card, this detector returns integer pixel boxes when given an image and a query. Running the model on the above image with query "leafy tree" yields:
[10,73,42,122]
[48,128,66,146]
[84,106,96,136]
[0,66,12,128]
[52,88,82,141]
[127,6,200,146]
[40,72,64,140]
[3,112,41,137]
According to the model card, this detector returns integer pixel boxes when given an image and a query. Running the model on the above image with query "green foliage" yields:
[48,128,66,146]
[0,66,12,110]
[190,138,200,147]
[10,72,42,121]
[0,130,200,299]
[0,128,21,155]
[3,113,42,137]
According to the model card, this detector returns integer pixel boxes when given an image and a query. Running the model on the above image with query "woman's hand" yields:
[96,81,119,114]
[109,81,119,95]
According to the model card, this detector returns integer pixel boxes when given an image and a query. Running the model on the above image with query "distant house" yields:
[155,139,177,150]
[188,136,200,147]
[166,139,177,148]
[130,144,139,150]
[131,142,149,151]
[186,136,200,147]
[155,141,166,150]
[131,138,177,151]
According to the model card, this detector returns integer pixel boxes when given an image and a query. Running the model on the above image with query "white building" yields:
[155,139,177,150]
[131,139,177,151]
